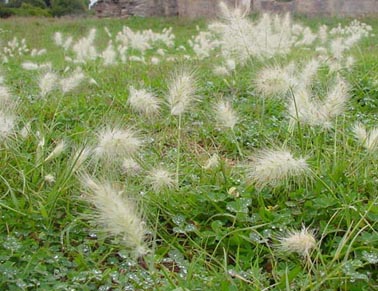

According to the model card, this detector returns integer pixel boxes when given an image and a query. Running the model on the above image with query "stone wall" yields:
[94,0,178,18]
[327,0,378,17]
[93,0,378,18]
[177,0,241,18]
[94,0,251,18]
[253,0,295,14]
[94,0,147,18]
[148,0,178,16]
[254,0,378,17]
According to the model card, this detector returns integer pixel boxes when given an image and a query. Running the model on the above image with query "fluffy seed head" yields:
[44,174,56,184]
[0,111,16,139]
[39,72,58,97]
[129,56,145,63]
[214,100,238,129]
[63,37,73,51]
[20,122,31,139]
[288,78,349,129]
[353,122,367,143]
[128,86,160,116]
[80,175,148,257]
[203,153,220,170]
[318,25,328,43]
[72,28,97,63]
[367,129,378,152]
[0,85,13,108]
[146,167,175,192]
[210,5,301,64]
[44,140,66,163]
[101,41,116,66]
[189,27,221,60]
[54,32,63,46]
[224,59,236,71]
[254,65,293,98]
[279,226,316,257]
[157,48,165,56]
[323,77,349,117]
[299,59,320,90]
[150,57,160,65]
[22,62,40,71]
[247,149,310,189]
[94,127,142,161]
[330,38,345,59]
[345,56,355,70]
[167,69,197,116]
[60,68,86,94]
[353,123,378,152]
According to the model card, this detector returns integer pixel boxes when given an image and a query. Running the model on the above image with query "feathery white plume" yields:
[44,140,66,163]
[0,84,13,108]
[44,174,56,184]
[214,100,238,129]
[80,175,148,257]
[22,62,40,71]
[225,59,236,71]
[63,36,73,51]
[0,111,16,139]
[129,56,145,63]
[60,68,85,94]
[353,123,378,153]
[150,57,160,65]
[94,127,142,161]
[54,32,63,46]
[254,65,294,98]
[318,25,328,43]
[128,86,160,116]
[20,122,31,139]
[353,122,367,143]
[288,78,349,129]
[299,58,320,90]
[323,77,349,118]
[210,4,300,64]
[145,167,175,192]
[101,41,116,66]
[115,26,175,54]
[72,28,97,63]
[278,225,316,258]
[247,148,310,189]
[167,69,197,116]
[157,48,165,56]
[203,153,220,170]
[39,72,58,97]
[188,30,220,60]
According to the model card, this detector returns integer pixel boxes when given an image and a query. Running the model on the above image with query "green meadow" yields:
[1,11,378,290]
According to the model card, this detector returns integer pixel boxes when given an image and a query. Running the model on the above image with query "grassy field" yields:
[1,8,378,290]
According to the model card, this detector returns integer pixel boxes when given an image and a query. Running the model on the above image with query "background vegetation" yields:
[0,0,88,17]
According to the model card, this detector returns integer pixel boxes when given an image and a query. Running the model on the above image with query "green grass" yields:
[1,15,378,290]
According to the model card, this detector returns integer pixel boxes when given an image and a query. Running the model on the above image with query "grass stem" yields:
[175,114,182,188]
